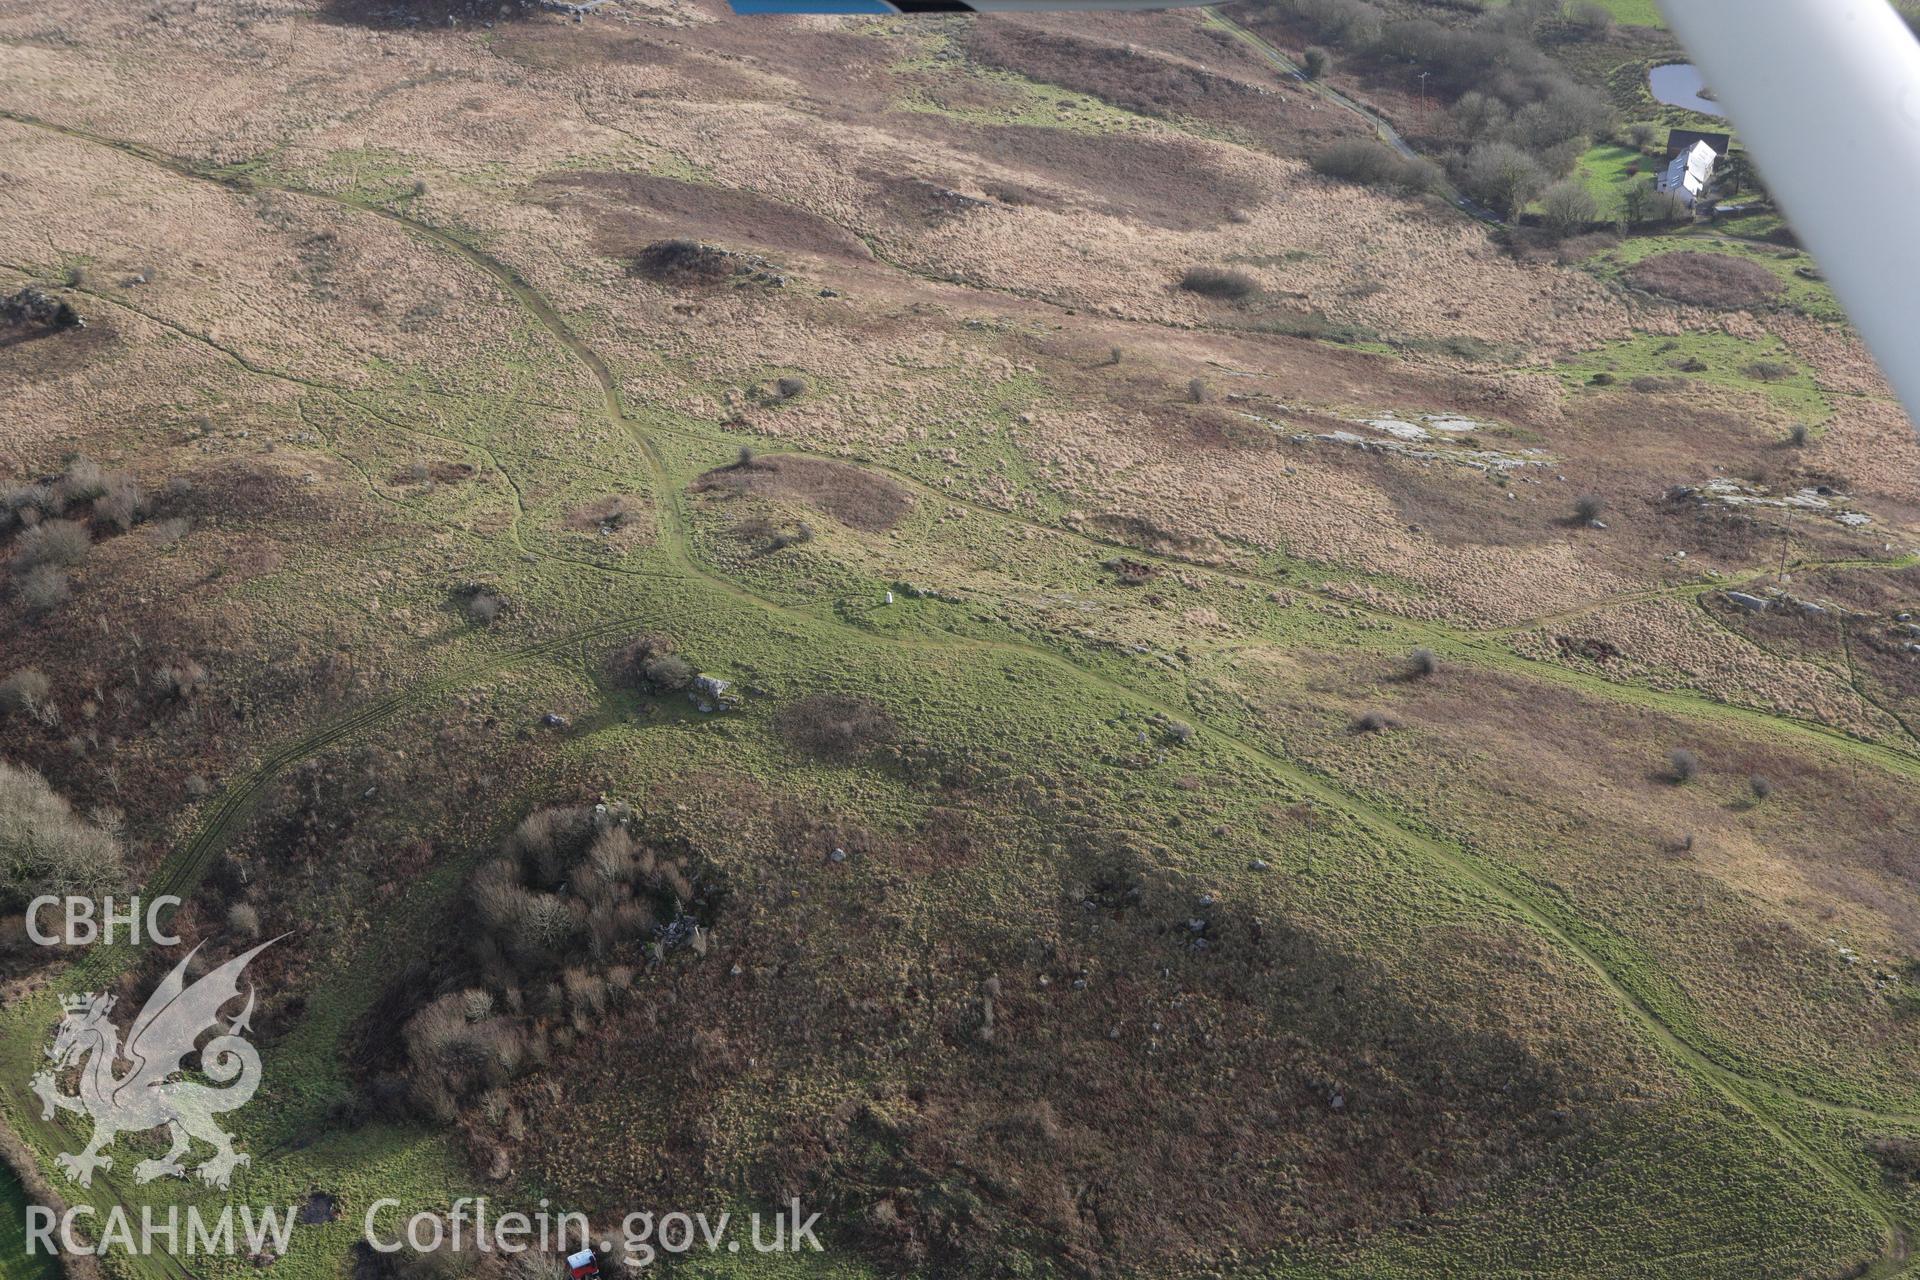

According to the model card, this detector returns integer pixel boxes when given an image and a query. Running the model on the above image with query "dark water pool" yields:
[1649,62,1727,116]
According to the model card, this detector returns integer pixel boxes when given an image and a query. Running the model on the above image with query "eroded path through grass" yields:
[4,110,1918,1278]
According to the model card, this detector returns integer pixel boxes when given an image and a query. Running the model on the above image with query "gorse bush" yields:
[0,761,124,911]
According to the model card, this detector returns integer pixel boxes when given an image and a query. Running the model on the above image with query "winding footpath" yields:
[2,107,1918,1277]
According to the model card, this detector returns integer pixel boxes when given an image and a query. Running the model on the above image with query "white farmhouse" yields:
[1657,140,1718,206]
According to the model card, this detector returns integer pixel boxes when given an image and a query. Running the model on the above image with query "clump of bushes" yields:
[777,692,900,762]
[1407,647,1439,679]
[1749,774,1774,801]
[1351,710,1392,733]
[1310,140,1437,196]
[0,761,124,911]
[1178,266,1260,301]
[393,803,711,1122]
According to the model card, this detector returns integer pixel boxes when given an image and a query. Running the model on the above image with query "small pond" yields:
[1649,63,1726,116]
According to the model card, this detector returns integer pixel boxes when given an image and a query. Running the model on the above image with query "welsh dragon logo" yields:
[31,939,277,1189]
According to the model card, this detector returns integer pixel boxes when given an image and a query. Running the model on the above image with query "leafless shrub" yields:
[152,660,209,701]
[1540,179,1599,240]
[401,993,529,1117]
[59,458,107,503]
[1788,423,1810,447]
[4,483,56,519]
[0,761,124,909]
[1407,647,1439,679]
[0,669,52,716]
[227,902,262,939]
[1573,494,1604,523]
[773,376,808,401]
[1187,378,1211,404]
[1669,748,1700,784]
[149,516,190,546]
[13,518,91,569]
[1746,360,1793,383]
[1351,711,1391,733]
[95,473,143,533]
[1748,773,1773,800]
[15,566,70,612]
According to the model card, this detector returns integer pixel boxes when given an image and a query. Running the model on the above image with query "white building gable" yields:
[1658,140,1718,205]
